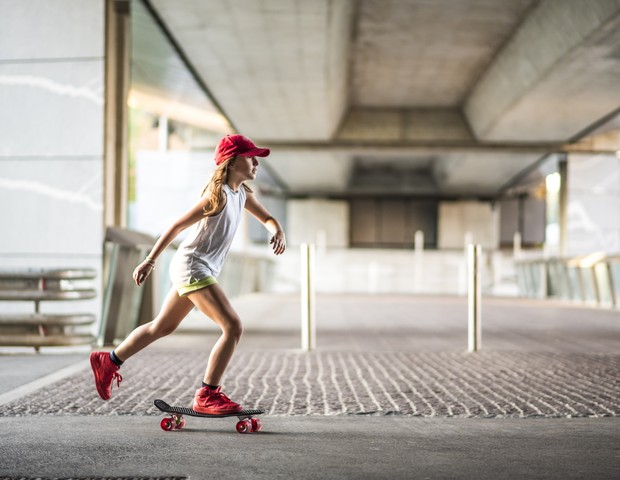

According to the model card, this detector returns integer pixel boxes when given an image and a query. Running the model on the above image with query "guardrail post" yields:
[468,244,482,353]
[300,243,316,351]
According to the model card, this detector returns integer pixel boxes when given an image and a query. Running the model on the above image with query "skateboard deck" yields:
[154,399,265,434]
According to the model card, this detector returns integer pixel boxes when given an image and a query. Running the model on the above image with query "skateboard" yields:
[154,399,265,434]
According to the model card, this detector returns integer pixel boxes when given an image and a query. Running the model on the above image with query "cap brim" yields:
[239,147,270,157]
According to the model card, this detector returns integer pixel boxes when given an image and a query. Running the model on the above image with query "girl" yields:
[90,134,286,414]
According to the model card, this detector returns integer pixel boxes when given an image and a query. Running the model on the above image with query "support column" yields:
[104,0,131,228]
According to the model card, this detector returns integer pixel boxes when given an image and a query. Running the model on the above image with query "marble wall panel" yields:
[569,154,620,194]
[567,153,620,255]
[0,0,104,61]
[0,0,106,335]
[567,191,620,254]
[0,159,103,255]
[0,61,104,157]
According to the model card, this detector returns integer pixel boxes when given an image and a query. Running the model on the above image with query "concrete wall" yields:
[0,0,104,317]
[567,153,620,255]
[287,199,349,248]
[248,194,287,245]
[499,196,546,247]
[438,201,499,249]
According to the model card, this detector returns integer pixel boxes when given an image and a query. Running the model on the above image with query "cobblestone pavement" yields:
[2,350,618,418]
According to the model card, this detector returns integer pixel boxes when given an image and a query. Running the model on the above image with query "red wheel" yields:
[236,419,252,434]
[251,418,262,432]
[160,417,174,431]
[173,415,186,429]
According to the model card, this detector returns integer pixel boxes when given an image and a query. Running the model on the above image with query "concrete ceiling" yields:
[141,0,620,198]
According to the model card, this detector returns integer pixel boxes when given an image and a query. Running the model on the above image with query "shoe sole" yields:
[90,353,111,401]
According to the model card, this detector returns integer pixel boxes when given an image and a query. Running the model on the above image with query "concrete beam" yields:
[260,141,617,155]
[465,0,620,142]
[337,108,474,142]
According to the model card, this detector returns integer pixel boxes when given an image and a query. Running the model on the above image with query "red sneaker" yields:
[90,351,123,400]
[192,386,243,414]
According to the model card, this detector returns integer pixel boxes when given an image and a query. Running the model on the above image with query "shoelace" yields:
[112,372,123,388]
[205,391,235,405]
[218,392,232,403]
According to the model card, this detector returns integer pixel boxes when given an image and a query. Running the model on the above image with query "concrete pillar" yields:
[104,0,131,228]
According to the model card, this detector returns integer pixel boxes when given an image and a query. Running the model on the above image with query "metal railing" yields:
[99,227,163,346]
[515,253,620,308]
[0,268,97,350]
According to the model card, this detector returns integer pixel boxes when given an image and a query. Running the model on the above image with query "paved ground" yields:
[0,354,85,394]
[0,416,618,480]
[0,294,619,479]
[2,350,618,418]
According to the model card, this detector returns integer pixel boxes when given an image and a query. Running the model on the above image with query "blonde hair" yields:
[200,155,252,218]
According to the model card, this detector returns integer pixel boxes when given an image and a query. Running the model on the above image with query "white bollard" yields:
[467,244,482,353]
[414,230,424,256]
[413,230,424,293]
[513,231,522,259]
[300,243,316,351]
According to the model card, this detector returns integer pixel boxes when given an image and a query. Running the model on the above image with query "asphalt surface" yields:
[0,294,619,479]
[1,416,618,480]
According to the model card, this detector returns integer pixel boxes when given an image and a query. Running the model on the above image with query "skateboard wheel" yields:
[251,418,262,432]
[236,419,252,434]
[160,417,174,431]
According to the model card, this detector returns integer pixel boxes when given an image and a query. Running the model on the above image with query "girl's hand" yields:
[270,231,286,255]
[133,260,154,286]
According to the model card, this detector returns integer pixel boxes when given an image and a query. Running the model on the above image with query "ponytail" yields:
[201,161,229,217]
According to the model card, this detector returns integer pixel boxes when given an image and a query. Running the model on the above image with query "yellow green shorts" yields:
[177,276,218,296]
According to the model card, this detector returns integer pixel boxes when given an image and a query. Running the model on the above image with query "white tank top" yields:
[169,184,246,285]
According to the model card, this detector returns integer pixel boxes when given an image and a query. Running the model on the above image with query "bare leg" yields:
[114,287,194,362]
[187,283,243,386]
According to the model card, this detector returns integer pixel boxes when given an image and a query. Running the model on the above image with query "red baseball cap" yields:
[214,134,270,166]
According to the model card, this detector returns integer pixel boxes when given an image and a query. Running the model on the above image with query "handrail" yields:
[0,268,96,281]
[0,290,97,301]
[0,313,96,325]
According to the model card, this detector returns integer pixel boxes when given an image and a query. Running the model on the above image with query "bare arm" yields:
[244,190,286,255]
[133,194,213,286]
